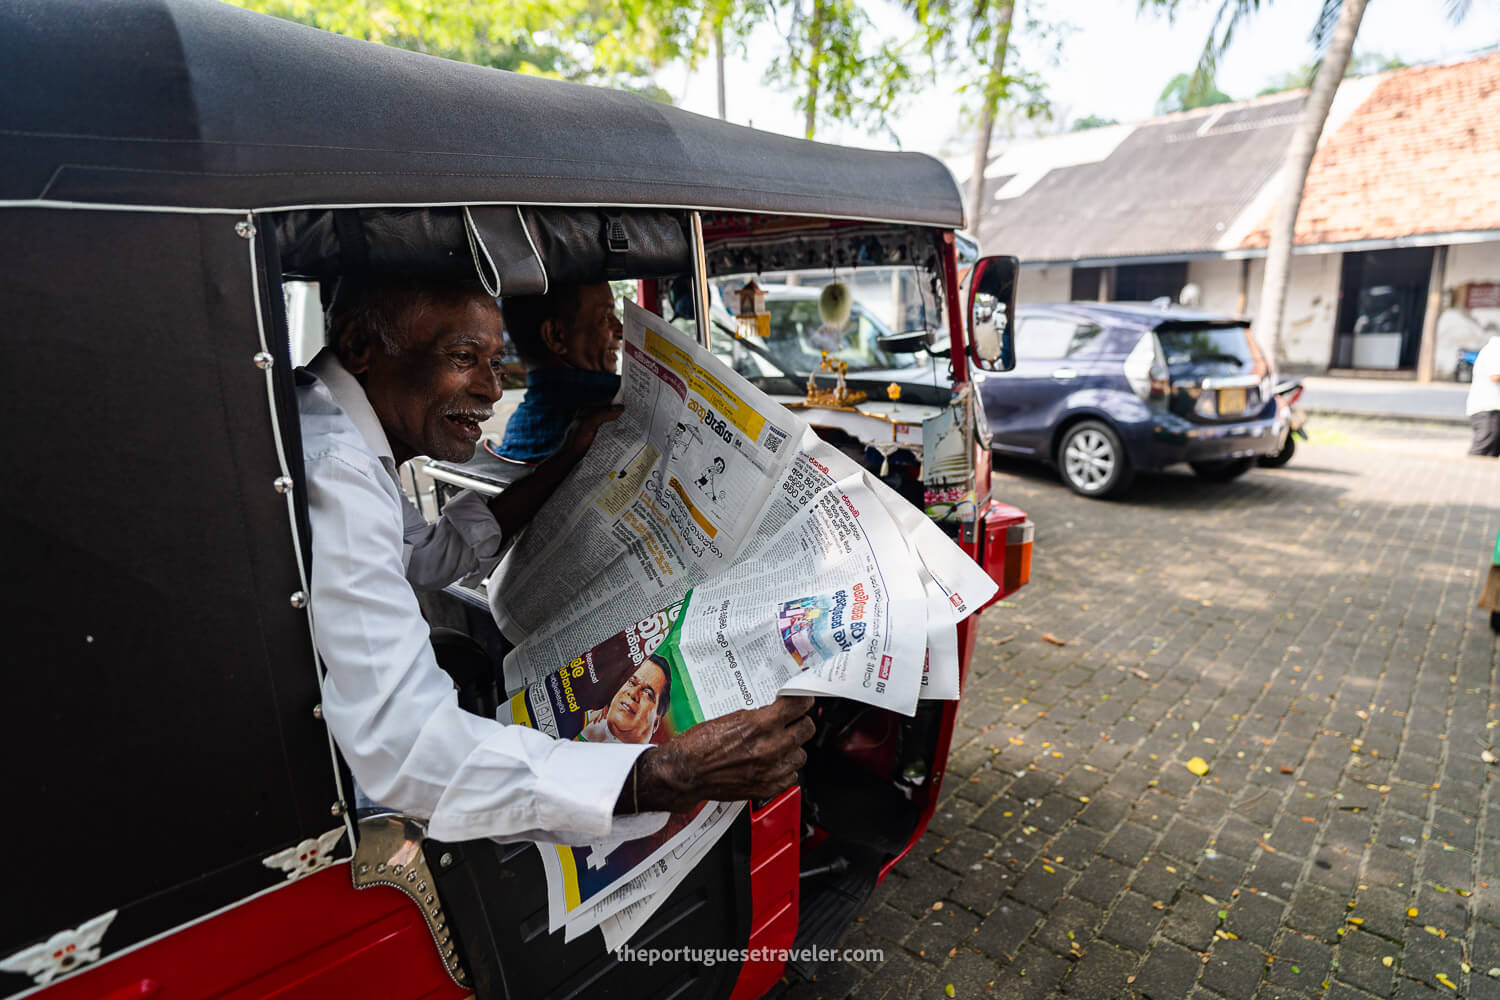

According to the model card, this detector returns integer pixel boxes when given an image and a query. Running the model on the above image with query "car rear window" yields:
[1156,324,1259,370]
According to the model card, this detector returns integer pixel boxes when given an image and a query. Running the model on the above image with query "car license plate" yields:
[1218,387,1246,415]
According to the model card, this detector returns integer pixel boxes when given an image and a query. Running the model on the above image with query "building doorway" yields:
[1113,262,1188,303]
[1331,247,1433,370]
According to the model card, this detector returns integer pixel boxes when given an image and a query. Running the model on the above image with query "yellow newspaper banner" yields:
[645,330,766,443]
[644,330,693,381]
[690,367,766,442]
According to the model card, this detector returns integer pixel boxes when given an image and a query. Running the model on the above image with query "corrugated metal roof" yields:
[978,94,1304,263]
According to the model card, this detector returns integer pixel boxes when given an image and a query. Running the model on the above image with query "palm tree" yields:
[1257,0,1366,369]
[1144,0,1476,367]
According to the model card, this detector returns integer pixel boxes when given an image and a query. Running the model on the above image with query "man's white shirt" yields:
[1467,336,1500,416]
[297,349,667,844]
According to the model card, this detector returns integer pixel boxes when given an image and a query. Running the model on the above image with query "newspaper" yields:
[489,302,998,944]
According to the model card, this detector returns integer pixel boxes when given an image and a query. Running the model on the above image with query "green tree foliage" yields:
[765,0,920,140]
[1071,113,1119,130]
[907,0,1056,220]
[1256,50,1407,95]
[1155,70,1232,113]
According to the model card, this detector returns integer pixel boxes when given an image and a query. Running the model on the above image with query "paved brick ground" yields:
[786,418,1500,1000]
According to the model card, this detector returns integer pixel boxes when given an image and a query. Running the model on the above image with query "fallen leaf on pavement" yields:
[1042,633,1066,646]
[1482,749,1497,765]
[1186,757,1211,777]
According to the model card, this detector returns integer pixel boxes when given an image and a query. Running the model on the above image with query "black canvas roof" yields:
[0,0,964,227]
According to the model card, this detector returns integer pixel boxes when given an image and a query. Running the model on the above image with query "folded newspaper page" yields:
[489,301,998,945]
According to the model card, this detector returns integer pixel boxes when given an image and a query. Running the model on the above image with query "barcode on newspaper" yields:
[763,426,788,454]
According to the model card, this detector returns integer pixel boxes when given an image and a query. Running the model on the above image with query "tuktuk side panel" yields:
[0,208,340,990]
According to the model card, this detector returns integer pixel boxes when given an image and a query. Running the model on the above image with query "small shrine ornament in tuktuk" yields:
[735,279,770,339]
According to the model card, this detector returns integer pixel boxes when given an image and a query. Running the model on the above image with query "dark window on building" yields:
[1071,267,1104,301]
[1332,247,1433,370]
[1113,262,1188,303]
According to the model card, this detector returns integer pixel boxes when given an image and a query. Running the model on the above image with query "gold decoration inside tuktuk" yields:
[804,351,867,408]
[735,279,770,339]
[886,381,902,401]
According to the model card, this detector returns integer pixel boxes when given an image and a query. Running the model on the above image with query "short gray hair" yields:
[326,276,491,360]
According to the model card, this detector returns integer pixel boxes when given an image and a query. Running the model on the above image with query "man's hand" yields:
[560,404,624,461]
[623,696,816,814]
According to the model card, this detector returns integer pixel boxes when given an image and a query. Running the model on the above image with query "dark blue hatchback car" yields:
[976,302,1284,498]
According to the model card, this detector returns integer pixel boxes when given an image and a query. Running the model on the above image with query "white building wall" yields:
[1268,253,1342,368]
[1435,241,1500,379]
[1018,265,1072,304]
[1185,259,1250,315]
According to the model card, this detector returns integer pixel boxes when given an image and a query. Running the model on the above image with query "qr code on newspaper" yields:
[762,425,788,455]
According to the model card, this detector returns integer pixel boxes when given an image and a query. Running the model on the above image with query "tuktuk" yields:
[0,1,1032,997]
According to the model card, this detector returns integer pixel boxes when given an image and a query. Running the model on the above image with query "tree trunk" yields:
[804,0,826,139]
[966,1,1015,228]
[715,22,727,120]
[1256,0,1367,370]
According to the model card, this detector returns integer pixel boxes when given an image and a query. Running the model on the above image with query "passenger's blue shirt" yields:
[497,368,621,462]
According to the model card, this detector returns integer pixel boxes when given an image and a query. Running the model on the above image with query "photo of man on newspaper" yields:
[578,655,671,745]
[503,600,720,932]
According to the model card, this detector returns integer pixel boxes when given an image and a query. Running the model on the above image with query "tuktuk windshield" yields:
[678,264,950,395]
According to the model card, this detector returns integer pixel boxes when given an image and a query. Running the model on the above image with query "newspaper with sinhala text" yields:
[488,301,997,948]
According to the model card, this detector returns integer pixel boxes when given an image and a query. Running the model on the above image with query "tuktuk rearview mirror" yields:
[968,255,1018,372]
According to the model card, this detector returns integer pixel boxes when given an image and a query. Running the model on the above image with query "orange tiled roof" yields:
[1241,54,1500,248]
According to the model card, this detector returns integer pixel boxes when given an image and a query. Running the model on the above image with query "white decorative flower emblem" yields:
[262,827,347,880]
[0,910,117,986]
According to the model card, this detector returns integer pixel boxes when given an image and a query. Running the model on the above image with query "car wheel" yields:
[1057,420,1133,498]
[1257,435,1295,468]
[1190,457,1255,481]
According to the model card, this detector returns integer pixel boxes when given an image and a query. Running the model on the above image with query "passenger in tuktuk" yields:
[297,275,814,847]
[490,282,625,463]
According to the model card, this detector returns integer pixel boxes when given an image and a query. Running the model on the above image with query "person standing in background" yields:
[1467,330,1500,458]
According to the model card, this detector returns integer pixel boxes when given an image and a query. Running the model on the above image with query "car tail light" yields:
[1124,331,1170,401]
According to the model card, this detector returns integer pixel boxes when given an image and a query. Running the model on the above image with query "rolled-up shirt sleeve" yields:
[306,448,666,844]
[400,487,504,591]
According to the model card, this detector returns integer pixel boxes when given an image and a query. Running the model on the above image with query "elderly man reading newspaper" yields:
[297,276,816,850]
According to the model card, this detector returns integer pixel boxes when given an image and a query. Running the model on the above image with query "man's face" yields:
[549,283,623,372]
[348,291,505,464]
[605,661,667,744]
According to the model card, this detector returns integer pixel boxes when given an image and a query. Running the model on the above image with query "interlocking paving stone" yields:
[1101,891,1165,953]
[1135,940,1205,999]
[770,420,1500,1000]
[1266,931,1334,992]
[1227,891,1288,948]
[1202,937,1271,1000]
[972,898,1044,961]
[1061,940,1139,996]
